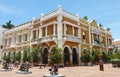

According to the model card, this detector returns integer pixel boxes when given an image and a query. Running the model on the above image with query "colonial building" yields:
[0,26,7,60]
[2,6,113,65]
[113,41,120,50]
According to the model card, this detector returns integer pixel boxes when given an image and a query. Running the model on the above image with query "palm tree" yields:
[99,23,103,27]
[83,16,88,21]
[2,20,15,29]
[106,28,110,31]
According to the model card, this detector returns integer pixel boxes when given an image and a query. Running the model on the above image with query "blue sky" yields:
[0,0,120,41]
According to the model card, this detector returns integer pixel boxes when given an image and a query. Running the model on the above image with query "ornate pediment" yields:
[90,20,99,28]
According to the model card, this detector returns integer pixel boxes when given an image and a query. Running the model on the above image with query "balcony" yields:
[92,41,104,47]
[108,45,114,49]
[31,39,38,44]
[40,35,58,43]
[31,35,58,44]
[10,44,15,47]
[82,39,86,44]
[63,34,81,43]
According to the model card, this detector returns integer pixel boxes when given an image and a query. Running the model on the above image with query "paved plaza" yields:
[0,64,120,77]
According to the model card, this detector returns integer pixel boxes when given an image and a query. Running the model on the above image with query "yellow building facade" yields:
[2,6,113,65]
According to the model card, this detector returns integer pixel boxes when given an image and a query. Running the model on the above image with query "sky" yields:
[0,0,120,41]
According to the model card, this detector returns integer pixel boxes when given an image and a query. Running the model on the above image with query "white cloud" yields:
[113,39,120,42]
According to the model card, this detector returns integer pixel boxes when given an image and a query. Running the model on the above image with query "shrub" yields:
[81,50,92,63]
[2,55,10,63]
[93,51,100,62]
[50,46,63,65]
[103,52,110,63]
[111,59,120,67]
[14,52,21,62]
[31,47,40,63]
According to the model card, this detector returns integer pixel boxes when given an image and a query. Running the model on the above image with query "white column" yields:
[57,15,63,48]
[72,26,74,36]
[78,27,80,38]
[39,27,42,38]
[105,34,108,53]
[36,29,38,39]
[11,37,13,45]
[78,44,81,65]
[22,34,24,42]
[70,53,73,65]
[92,33,94,42]
[107,38,108,46]
[16,36,18,43]
[30,29,33,40]
[108,38,110,45]
[46,26,47,37]
[53,23,56,35]
[27,32,29,41]
[88,25,92,56]
[21,50,24,64]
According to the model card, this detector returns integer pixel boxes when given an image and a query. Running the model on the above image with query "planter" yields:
[88,62,92,66]
[94,62,99,65]
[33,62,38,67]
[84,62,88,66]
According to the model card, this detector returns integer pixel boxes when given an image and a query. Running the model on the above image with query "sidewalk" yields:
[0,64,120,77]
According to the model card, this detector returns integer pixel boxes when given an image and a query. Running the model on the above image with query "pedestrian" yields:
[99,58,104,71]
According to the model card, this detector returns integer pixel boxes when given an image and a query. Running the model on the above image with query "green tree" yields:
[37,45,43,63]
[99,23,103,27]
[81,50,92,63]
[102,52,110,63]
[14,51,21,62]
[93,50,101,62]
[83,16,88,20]
[110,50,120,59]
[2,20,15,29]
[2,53,11,63]
[106,28,110,31]
[31,46,41,63]
[23,47,31,62]
[50,46,63,65]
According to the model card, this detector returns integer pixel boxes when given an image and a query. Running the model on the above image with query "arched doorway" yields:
[64,47,70,66]
[72,48,78,65]
[43,48,48,64]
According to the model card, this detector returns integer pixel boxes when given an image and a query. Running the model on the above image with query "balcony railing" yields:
[108,45,114,49]
[82,39,86,44]
[31,35,58,44]
[31,34,81,44]
[63,34,80,43]
[92,41,104,47]
[40,35,58,43]
[31,39,38,44]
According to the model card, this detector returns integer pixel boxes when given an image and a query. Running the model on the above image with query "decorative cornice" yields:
[4,22,31,34]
